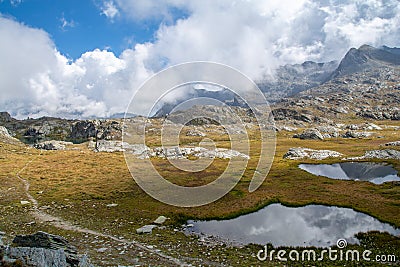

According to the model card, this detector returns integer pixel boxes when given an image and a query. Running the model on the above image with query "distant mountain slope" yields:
[257,60,338,101]
[330,45,400,79]
[382,45,400,55]
[153,88,248,118]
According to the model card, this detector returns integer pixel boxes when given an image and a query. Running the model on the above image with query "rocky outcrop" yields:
[384,141,400,146]
[315,126,340,138]
[0,126,21,144]
[278,125,297,132]
[70,120,122,141]
[347,149,400,160]
[0,112,13,123]
[146,147,250,159]
[88,140,126,152]
[70,121,96,140]
[90,140,250,159]
[357,109,400,120]
[342,131,373,138]
[185,129,206,137]
[272,108,314,122]
[1,231,93,267]
[283,147,343,160]
[34,140,73,150]
[293,128,324,140]
[4,247,68,267]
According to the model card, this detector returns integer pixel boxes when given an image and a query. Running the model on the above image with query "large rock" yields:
[294,128,324,140]
[283,147,343,160]
[89,140,150,156]
[272,108,314,122]
[315,126,340,138]
[12,231,79,266]
[4,247,68,267]
[71,120,122,141]
[89,140,125,152]
[342,131,373,138]
[70,121,96,140]
[34,140,73,150]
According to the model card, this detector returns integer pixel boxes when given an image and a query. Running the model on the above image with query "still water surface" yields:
[299,162,400,184]
[187,203,400,247]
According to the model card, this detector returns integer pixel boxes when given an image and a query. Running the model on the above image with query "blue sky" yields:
[0,0,399,118]
[0,0,179,59]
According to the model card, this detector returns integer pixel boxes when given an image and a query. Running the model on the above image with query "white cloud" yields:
[1,0,400,118]
[101,1,119,20]
[0,16,153,118]
[60,15,75,31]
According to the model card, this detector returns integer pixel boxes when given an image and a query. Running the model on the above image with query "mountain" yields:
[274,44,400,122]
[154,45,400,116]
[257,60,338,102]
[258,45,400,102]
[152,88,248,117]
[381,45,400,55]
[330,44,400,79]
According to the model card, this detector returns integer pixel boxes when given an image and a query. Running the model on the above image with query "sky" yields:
[0,0,399,119]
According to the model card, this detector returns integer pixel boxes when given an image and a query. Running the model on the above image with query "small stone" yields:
[106,203,118,207]
[153,216,167,225]
[20,201,30,205]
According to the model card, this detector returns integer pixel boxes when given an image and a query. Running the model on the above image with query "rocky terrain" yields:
[0,44,400,266]
[0,112,124,144]
[0,231,92,267]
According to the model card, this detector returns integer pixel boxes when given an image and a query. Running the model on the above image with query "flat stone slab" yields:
[136,225,157,234]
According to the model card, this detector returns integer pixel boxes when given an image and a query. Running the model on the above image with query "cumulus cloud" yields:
[1,0,400,118]
[0,16,152,118]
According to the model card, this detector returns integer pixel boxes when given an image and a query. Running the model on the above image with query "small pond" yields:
[299,162,400,184]
[186,203,400,247]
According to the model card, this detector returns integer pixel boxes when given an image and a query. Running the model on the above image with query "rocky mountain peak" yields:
[331,44,400,79]
[0,112,13,122]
